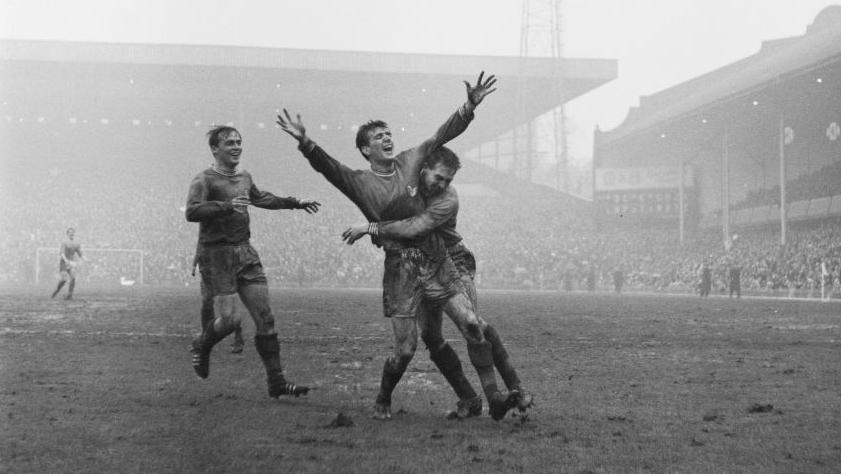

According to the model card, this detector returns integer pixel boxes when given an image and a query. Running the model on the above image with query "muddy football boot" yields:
[190,337,211,379]
[447,396,483,419]
[267,373,309,398]
[488,391,518,421]
[372,402,392,420]
[511,389,534,412]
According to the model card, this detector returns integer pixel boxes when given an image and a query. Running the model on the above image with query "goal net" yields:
[35,247,144,285]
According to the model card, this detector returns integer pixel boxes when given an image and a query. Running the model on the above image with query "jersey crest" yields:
[406,185,418,197]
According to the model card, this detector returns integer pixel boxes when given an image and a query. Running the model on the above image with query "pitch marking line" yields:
[0,327,388,342]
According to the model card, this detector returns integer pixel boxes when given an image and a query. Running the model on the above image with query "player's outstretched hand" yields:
[276,109,308,142]
[341,224,369,245]
[464,71,497,106]
[298,199,321,214]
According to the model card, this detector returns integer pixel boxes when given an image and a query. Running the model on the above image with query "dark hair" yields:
[207,126,240,148]
[423,146,461,172]
[355,120,388,159]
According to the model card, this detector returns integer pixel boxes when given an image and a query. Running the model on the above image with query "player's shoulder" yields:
[192,167,214,180]
[440,185,459,201]
[447,185,459,199]
[394,148,415,164]
[430,186,459,209]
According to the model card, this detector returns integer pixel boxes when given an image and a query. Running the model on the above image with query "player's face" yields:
[362,127,394,162]
[66,229,75,240]
[211,131,243,169]
[420,162,456,197]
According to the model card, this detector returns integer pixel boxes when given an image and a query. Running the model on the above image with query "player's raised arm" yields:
[415,71,497,158]
[275,108,376,219]
[276,109,312,150]
[463,70,497,112]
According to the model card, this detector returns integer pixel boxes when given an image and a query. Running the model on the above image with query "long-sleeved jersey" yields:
[299,104,474,250]
[185,167,301,245]
[377,185,462,260]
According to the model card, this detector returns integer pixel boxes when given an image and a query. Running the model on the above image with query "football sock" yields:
[191,318,232,379]
[52,281,65,298]
[200,300,214,333]
[254,333,284,376]
[255,334,310,397]
[484,325,522,391]
[467,340,500,399]
[200,318,231,351]
[429,343,478,400]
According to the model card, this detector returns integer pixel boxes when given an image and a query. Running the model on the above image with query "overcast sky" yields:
[1,0,838,164]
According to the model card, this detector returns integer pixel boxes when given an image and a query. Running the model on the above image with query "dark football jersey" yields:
[186,167,300,245]
[377,185,462,260]
[300,104,473,250]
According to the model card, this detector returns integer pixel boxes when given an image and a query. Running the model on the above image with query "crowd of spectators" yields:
[4,121,841,300]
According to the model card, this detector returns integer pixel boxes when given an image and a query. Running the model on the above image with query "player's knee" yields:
[420,331,445,352]
[422,339,446,353]
[398,340,417,356]
[256,318,275,334]
[395,334,417,357]
[213,315,238,334]
[463,321,484,345]
[424,340,447,353]
[389,353,413,372]
[248,306,274,333]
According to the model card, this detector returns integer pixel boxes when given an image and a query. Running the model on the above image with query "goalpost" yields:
[820,261,832,302]
[35,247,144,285]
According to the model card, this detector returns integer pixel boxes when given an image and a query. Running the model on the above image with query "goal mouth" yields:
[36,247,144,286]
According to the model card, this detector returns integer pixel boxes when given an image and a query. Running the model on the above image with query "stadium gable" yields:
[596,6,841,146]
[592,7,841,233]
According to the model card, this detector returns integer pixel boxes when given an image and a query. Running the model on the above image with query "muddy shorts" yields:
[382,247,464,318]
[196,243,267,296]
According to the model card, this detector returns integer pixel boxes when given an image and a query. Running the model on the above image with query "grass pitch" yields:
[1,286,840,473]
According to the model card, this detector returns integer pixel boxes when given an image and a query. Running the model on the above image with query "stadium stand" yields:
[4,11,841,298]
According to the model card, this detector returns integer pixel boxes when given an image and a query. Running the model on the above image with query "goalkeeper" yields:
[51,227,84,300]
